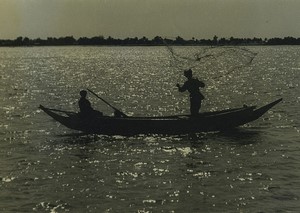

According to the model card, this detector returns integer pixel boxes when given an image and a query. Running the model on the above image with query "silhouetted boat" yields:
[39,98,282,135]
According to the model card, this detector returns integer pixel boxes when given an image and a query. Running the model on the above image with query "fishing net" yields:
[164,42,258,81]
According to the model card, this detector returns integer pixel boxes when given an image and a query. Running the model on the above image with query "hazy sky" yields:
[1,0,300,39]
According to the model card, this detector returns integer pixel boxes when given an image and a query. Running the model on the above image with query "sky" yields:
[1,0,300,40]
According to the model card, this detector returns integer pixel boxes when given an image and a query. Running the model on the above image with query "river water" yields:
[0,46,299,212]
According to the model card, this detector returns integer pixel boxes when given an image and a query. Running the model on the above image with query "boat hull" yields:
[39,98,282,135]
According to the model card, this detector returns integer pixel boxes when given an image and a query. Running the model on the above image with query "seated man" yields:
[78,90,103,117]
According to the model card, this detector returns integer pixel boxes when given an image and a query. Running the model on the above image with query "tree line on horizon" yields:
[1,35,300,46]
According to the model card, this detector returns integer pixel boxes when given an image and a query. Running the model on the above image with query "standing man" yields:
[176,69,205,116]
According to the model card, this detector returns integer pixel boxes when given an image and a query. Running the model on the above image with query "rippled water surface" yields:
[0,46,299,212]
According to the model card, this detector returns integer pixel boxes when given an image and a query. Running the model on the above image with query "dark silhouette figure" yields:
[78,90,103,117]
[176,69,205,116]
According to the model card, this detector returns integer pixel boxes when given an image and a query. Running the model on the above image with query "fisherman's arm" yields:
[197,79,205,88]
[176,83,187,92]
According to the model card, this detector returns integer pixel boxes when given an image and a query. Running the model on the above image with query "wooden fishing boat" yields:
[39,98,282,135]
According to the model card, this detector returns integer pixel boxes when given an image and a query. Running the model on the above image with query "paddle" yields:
[87,88,128,117]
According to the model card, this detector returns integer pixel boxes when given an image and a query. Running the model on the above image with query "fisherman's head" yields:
[80,90,87,98]
[184,69,193,79]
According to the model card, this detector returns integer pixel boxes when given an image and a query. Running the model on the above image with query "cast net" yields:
[164,42,258,81]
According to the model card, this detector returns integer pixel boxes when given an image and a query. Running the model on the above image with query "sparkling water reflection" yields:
[0,46,299,212]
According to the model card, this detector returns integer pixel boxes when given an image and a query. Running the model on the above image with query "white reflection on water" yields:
[0,46,299,212]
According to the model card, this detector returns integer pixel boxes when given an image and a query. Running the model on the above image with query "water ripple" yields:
[0,46,299,212]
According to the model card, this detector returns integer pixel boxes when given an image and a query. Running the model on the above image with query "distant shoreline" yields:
[1,35,300,46]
